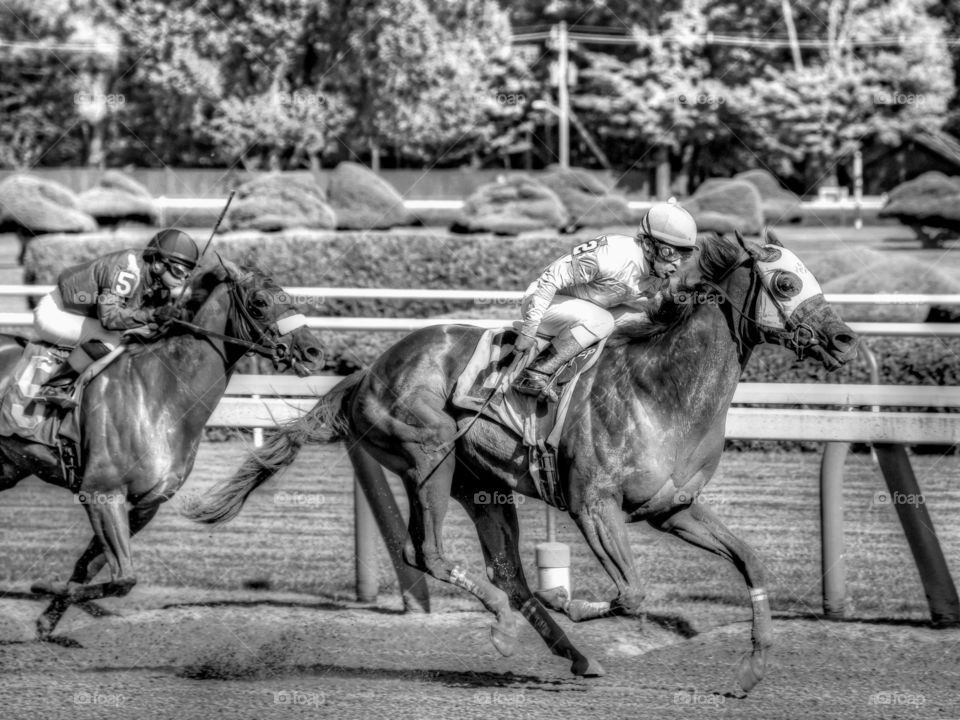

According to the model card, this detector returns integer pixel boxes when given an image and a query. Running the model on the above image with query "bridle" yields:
[170,274,307,367]
[697,242,823,363]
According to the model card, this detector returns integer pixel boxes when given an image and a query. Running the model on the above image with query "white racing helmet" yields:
[638,200,698,248]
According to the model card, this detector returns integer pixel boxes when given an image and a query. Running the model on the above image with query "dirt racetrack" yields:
[2,441,960,719]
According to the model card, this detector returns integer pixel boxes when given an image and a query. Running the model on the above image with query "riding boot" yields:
[30,341,113,410]
[512,330,587,402]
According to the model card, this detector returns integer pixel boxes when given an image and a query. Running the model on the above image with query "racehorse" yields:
[0,258,322,638]
[184,231,858,692]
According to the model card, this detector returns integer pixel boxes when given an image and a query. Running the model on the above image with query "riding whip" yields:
[170,190,235,313]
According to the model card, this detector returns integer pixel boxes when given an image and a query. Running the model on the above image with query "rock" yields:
[453,175,567,235]
[684,179,764,235]
[326,162,413,230]
[0,174,97,235]
[224,173,337,232]
[734,169,802,224]
[539,166,631,230]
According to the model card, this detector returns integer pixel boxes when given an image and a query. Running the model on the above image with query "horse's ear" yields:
[213,254,250,282]
[734,230,759,258]
[763,227,783,247]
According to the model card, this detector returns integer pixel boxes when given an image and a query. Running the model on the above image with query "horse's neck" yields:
[609,303,745,416]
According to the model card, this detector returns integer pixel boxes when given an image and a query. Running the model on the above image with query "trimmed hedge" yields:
[734,169,802,224]
[539,167,632,230]
[879,171,960,246]
[223,173,336,232]
[684,179,764,235]
[78,186,159,226]
[454,174,568,234]
[327,162,414,230]
[0,174,97,235]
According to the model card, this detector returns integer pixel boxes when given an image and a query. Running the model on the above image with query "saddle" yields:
[0,341,84,489]
[451,328,605,510]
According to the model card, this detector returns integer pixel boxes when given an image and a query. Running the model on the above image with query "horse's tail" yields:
[180,371,365,525]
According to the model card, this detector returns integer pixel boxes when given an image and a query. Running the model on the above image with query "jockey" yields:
[512,201,698,401]
[31,228,200,406]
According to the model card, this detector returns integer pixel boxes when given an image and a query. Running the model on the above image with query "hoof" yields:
[489,623,518,658]
[736,649,767,694]
[571,655,605,677]
[534,586,569,613]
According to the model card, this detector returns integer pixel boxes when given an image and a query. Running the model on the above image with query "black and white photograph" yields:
[1,0,959,717]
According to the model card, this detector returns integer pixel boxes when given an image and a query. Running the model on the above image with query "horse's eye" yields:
[771,271,802,300]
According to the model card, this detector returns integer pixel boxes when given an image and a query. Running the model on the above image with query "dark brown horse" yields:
[0,258,322,638]
[185,232,858,692]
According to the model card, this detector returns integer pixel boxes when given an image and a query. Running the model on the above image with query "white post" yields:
[853,148,863,230]
[252,395,263,448]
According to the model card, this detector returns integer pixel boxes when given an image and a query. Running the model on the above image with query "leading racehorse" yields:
[185,231,858,692]
[0,258,322,638]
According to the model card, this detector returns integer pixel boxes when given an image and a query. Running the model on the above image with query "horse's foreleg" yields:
[36,500,161,638]
[547,494,645,622]
[454,482,605,677]
[650,502,772,694]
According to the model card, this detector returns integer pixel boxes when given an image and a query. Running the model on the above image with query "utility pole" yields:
[555,21,570,168]
[781,0,803,71]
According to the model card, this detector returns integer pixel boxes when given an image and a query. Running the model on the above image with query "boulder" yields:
[734,169,802,224]
[223,173,337,232]
[453,175,567,235]
[326,162,414,230]
[684,179,764,235]
[878,171,960,247]
[539,166,631,230]
[0,174,97,235]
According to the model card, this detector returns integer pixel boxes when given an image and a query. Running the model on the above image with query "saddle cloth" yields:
[451,328,605,509]
[0,342,82,484]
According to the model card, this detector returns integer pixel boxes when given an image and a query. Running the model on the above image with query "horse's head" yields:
[679,230,859,369]
[186,258,323,376]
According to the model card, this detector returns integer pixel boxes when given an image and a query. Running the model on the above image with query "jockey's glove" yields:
[153,304,185,324]
[513,330,538,354]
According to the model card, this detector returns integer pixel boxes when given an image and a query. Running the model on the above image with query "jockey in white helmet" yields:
[512,201,698,401]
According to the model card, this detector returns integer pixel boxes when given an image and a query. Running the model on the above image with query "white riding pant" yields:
[522,294,617,348]
[34,289,121,349]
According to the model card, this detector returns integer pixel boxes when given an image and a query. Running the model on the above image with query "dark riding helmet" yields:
[144,228,199,269]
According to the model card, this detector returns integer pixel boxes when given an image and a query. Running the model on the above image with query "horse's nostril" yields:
[306,347,321,359]
[832,332,857,352]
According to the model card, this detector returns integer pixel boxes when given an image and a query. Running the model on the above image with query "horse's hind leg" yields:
[453,480,605,677]
[539,493,645,622]
[649,502,772,694]
[36,500,162,638]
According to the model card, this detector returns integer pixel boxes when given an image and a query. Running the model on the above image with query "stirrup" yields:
[512,370,560,403]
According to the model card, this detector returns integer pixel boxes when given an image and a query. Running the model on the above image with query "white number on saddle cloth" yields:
[12,352,62,428]
[753,245,823,331]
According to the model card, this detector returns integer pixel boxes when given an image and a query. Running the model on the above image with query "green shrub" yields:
[78,186,159,226]
[97,169,153,199]
[685,179,764,235]
[0,174,97,234]
[539,167,631,230]
[734,169,802,224]
[223,173,336,232]
[326,162,414,230]
[454,174,567,234]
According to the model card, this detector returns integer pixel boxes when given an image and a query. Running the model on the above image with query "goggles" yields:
[653,241,694,263]
[163,261,192,281]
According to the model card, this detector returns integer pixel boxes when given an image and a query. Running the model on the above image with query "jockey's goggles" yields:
[163,261,191,281]
[653,240,695,263]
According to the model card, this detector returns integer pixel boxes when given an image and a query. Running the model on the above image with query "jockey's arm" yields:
[97,292,156,331]
[520,252,600,336]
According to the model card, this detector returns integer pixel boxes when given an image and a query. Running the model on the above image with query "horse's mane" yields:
[697,232,745,281]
